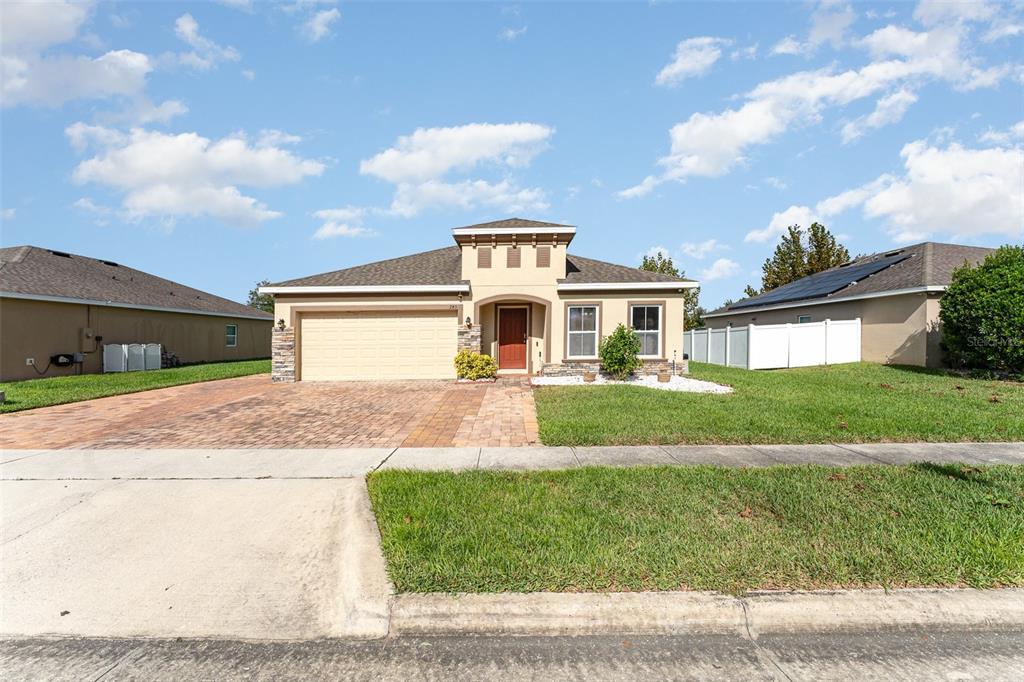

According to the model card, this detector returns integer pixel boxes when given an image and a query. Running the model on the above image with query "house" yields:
[703,242,994,368]
[0,245,273,382]
[261,218,697,381]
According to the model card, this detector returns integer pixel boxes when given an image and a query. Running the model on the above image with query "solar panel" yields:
[730,253,911,310]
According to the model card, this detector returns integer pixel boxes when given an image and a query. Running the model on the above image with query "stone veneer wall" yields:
[539,358,689,377]
[457,324,482,354]
[271,327,295,382]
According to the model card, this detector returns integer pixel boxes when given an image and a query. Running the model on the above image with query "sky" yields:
[1,0,1021,310]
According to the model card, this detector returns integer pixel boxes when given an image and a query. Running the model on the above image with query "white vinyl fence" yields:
[685,319,861,370]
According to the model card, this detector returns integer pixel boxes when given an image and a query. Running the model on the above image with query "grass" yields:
[534,362,1024,445]
[368,464,1024,594]
[0,359,270,413]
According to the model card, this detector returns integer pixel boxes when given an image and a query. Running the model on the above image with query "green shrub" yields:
[599,324,642,380]
[940,245,1024,373]
[454,350,498,380]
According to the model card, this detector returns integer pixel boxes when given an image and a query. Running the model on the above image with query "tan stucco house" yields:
[262,218,697,381]
[0,245,273,382]
[703,242,994,368]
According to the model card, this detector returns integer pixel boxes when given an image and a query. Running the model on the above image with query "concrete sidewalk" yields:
[2,442,1023,479]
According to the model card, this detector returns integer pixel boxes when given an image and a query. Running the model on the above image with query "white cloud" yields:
[174,13,240,70]
[2,49,151,107]
[0,0,90,53]
[500,26,528,42]
[388,179,548,218]
[841,88,918,143]
[914,0,997,27]
[655,37,730,87]
[2,208,15,220]
[73,197,113,224]
[771,36,805,55]
[731,44,758,60]
[622,15,1011,197]
[256,129,302,147]
[361,122,553,183]
[303,8,340,42]
[749,138,1023,244]
[681,239,725,259]
[763,176,788,190]
[67,126,324,226]
[313,222,372,239]
[700,258,741,281]
[644,245,671,260]
[311,206,375,239]
[979,120,1024,144]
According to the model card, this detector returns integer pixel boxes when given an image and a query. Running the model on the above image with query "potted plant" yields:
[657,370,671,383]
[582,370,596,383]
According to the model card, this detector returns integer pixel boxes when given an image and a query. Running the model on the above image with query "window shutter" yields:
[536,246,551,268]
[507,246,521,268]
[477,247,491,269]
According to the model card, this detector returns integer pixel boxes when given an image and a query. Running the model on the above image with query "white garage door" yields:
[299,310,457,381]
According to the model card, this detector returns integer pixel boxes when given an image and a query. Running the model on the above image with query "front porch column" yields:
[272,327,296,382]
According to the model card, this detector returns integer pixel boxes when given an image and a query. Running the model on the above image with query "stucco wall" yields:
[704,292,939,367]
[0,297,272,382]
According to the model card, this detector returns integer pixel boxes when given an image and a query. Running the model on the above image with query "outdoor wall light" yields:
[465,316,472,326]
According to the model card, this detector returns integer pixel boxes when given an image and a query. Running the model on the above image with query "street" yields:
[3,629,1023,681]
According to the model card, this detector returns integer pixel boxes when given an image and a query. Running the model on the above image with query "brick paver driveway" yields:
[0,376,539,450]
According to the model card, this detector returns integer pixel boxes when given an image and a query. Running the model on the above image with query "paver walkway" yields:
[0,376,539,450]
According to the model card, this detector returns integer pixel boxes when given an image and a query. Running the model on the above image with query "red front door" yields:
[498,308,528,369]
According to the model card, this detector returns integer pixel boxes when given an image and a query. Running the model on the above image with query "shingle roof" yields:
[272,246,466,287]
[0,245,272,319]
[562,254,694,284]
[272,245,694,287]
[452,217,574,230]
[708,242,995,316]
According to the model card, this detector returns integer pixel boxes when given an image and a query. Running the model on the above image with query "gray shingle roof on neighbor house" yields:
[0,245,272,319]
[271,246,695,288]
[707,242,995,316]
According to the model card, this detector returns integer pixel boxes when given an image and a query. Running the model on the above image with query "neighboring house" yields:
[0,245,273,382]
[261,218,697,381]
[704,242,994,368]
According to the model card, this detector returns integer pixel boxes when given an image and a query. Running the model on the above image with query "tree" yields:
[247,280,275,314]
[745,223,851,296]
[939,245,1024,373]
[640,253,705,328]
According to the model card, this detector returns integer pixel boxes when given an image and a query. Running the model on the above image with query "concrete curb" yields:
[389,588,1024,637]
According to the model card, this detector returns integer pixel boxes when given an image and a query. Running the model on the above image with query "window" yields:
[536,245,551,268]
[567,305,598,358]
[477,247,491,269]
[797,315,811,324]
[630,304,661,357]
[506,246,521,268]
[226,324,237,347]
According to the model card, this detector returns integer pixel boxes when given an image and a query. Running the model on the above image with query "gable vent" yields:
[477,247,491,269]
[536,245,551,268]
[506,246,521,268]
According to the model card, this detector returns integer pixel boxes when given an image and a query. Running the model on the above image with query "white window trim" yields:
[226,324,238,348]
[566,304,600,359]
[630,304,663,358]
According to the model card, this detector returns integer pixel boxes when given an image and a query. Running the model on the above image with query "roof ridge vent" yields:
[48,250,72,258]
[99,259,119,267]
[883,249,903,257]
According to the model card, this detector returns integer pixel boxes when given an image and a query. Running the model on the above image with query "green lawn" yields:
[0,359,270,413]
[368,464,1024,594]
[534,362,1024,445]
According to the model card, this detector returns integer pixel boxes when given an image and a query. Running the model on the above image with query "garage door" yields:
[299,310,457,381]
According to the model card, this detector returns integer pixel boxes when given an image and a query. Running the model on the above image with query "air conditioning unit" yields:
[103,344,127,372]
[126,344,145,371]
[144,344,162,370]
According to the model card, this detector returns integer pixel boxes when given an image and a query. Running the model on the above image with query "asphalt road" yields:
[3,628,1022,681]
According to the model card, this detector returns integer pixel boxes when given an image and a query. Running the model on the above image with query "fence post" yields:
[689,328,694,360]
[724,325,731,367]
[786,323,793,368]
[747,324,754,370]
[706,327,712,365]
[824,318,831,365]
